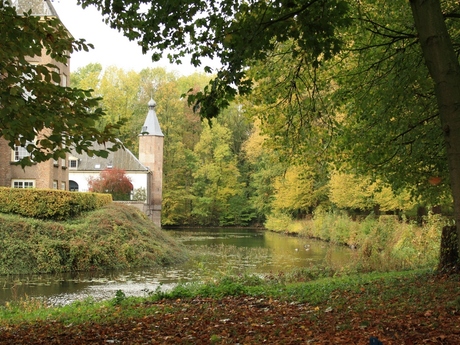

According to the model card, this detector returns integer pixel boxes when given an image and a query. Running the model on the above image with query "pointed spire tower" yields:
[139,99,164,227]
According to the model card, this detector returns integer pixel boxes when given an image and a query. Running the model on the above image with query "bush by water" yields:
[0,203,187,275]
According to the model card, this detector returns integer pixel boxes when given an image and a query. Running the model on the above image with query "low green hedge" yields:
[0,187,112,220]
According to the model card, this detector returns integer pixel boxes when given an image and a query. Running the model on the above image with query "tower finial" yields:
[148,98,156,109]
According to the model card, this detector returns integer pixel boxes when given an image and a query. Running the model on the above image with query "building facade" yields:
[2,0,165,227]
[68,141,149,194]
[0,0,69,190]
[69,99,164,227]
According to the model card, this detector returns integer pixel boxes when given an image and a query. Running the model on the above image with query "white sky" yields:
[52,0,214,75]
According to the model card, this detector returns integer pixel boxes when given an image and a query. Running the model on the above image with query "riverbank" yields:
[267,211,444,272]
[0,269,459,344]
[0,203,187,275]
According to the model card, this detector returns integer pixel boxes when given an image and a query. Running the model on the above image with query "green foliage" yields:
[79,0,351,119]
[151,274,267,301]
[131,187,146,201]
[0,3,123,166]
[0,187,111,220]
[191,120,246,225]
[112,290,127,306]
[0,203,187,274]
[219,194,257,226]
[329,1,450,205]
[297,211,446,271]
[328,171,416,212]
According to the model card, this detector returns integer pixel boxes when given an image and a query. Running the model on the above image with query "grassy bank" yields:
[266,211,446,272]
[0,269,459,343]
[0,203,187,274]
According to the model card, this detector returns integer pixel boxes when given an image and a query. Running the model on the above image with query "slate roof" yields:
[70,140,148,172]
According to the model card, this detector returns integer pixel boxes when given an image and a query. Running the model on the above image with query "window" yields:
[12,180,35,188]
[69,180,79,192]
[13,145,31,162]
[61,74,67,87]
[61,182,66,191]
[12,137,34,162]
[69,159,78,169]
[53,180,58,189]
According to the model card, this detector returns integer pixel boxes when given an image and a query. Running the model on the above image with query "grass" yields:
[267,211,446,272]
[0,203,188,274]
[0,268,449,326]
[2,268,458,344]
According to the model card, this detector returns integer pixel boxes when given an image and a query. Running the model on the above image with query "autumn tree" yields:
[328,172,416,214]
[88,168,133,201]
[0,2,122,166]
[192,120,245,225]
[70,63,103,91]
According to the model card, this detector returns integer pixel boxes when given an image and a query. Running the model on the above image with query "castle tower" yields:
[139,99,164,227]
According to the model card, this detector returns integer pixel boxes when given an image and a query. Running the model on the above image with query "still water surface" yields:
[0,228,350,305]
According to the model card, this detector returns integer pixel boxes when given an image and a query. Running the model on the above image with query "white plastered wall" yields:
[69,171,148,193]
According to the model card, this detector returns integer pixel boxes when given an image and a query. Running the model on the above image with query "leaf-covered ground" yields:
[1,273,460,344]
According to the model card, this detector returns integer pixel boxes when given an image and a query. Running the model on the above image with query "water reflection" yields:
[0,229,350,305]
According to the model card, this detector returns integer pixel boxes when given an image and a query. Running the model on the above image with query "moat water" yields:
[0,228,351,305]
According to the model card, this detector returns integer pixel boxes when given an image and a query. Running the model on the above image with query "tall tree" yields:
[192,120,244,225]
[242,120,282,222]
[410,0,460,266]
[1,2,122,166]
[328,1,447,205]
[70,63,103,91]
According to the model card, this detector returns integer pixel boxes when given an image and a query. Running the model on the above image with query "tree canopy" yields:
[78,0,351,119]
[88,168,133,200]
[0,2,122,166]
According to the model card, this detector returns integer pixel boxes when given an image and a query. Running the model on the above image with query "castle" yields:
[0,0,164,227]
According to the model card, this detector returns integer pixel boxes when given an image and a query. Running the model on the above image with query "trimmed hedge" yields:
[0,187,112,220]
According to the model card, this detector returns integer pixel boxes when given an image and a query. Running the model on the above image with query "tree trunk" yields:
[409,0,460,270]
[438,225,458,273]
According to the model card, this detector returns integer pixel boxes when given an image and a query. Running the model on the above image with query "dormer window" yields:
[69,158,78,169]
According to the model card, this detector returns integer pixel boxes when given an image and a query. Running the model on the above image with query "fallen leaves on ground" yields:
[1,274,460,344]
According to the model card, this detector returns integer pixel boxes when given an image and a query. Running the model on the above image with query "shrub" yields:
[0,203,187,274]
[0,187,111,220]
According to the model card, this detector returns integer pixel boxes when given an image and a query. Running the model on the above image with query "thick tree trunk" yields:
[438,225,458,273]
[410,0,460,270]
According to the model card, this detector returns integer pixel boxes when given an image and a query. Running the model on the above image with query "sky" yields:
[52,0,214,75]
